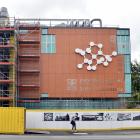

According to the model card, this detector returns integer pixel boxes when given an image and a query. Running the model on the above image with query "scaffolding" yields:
[17,21,41,103]
[0,24,16,107]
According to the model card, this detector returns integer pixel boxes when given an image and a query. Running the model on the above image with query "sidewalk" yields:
[25,130,140,135]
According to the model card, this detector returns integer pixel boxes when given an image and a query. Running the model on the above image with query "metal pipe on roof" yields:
[90,19,102,27]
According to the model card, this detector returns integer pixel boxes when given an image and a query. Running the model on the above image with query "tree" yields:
[128,60,140,108]
[131,60,140,94]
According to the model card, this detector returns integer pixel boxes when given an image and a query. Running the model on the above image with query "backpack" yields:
[70,120,75,125]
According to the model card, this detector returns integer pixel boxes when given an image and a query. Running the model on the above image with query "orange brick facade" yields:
[40,28,125,98]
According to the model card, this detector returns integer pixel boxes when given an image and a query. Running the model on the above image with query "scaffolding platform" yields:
[0,25,16,107]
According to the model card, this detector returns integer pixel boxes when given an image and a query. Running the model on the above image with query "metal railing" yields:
[0,38,15,46]
[0,55,15,62]
[18,36,40,42]
[19,66,40,71]
[17,99,134,109]
[15,18,105,28]
[18,100,140,109]
[0,17,120,29]
[0,90,14,97]
[0,72,14,80]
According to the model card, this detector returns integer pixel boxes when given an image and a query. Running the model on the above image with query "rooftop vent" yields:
[0,7,9,18]
[0,7,9,27]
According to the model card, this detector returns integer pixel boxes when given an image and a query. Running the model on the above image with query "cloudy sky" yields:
[0,0,140,62]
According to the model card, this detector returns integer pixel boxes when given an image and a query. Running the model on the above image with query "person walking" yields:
[71,117,77,132]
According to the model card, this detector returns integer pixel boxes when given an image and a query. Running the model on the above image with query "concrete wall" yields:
[26,109,140,131]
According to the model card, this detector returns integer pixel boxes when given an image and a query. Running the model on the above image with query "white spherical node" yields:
[84,58,89,63]
[87,65,92,71]
[75,48,80,53]
[112,51,117,56]
[89,42,94,46]
[86,48,91,53]
[80,51,85,56]
[77,64,83,69]
[92,54,97,59]
[100,57,105,62]
[88,60,92,65]
[98,50,103,55]
[92,66,96,70]
[98,43,103,48]
[75,42,117,71]
[103,61,109,66]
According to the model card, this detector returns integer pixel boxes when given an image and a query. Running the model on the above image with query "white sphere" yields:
[89,42,94,46]
[98,43,103,48]
[103,61,108,66]
[112,51,117,56]
[86,48,91,53]
[77,64,83,69]
[92,66,96,70]
[80,51,85,56]
[87,65,92,70]
[75,48,80,53]
[92,54,97,59]
[88,60,92,65]
[98,50,103,55]
[84,58,89,63]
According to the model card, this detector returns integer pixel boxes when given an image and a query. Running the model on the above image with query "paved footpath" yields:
[1,130,140,140]
[26,129,140,135]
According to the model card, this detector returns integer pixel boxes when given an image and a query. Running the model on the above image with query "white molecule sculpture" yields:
[75,41,117,71]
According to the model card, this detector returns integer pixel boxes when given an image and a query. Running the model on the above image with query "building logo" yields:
[75,42,117,71]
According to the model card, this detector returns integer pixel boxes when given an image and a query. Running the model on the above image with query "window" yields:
[117,35,130,54]
[41,93,48,98]
[41,35,56,53]
[125,74,131,93]
[42,28,48,35]
[124,55,131,73]
[117,29,129,36]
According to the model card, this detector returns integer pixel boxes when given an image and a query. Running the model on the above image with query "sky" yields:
[0,0,140,62]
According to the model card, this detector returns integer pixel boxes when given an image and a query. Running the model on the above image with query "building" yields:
[0,8,131,108]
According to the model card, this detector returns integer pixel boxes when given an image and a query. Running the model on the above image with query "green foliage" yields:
[130,60,140,107]
[131,60,140,93]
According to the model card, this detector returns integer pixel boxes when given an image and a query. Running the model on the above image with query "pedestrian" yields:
[70,117,77,132]
[66,113,70,121]
[75,113,79,120]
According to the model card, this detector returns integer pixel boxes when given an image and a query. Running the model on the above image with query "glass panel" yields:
[125,74,131,93]
[42,28,48,34]
[41,35,56,53]
[52,35,55,43]
[41,93,48,97]
[118,94,131,97]
[47,35,51,43]
[41,35,47,53]
[117,29,129,35]
[117,36,130,54]
[19,99,126,109]
[47,44,52,53]
[124,55,131,73]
